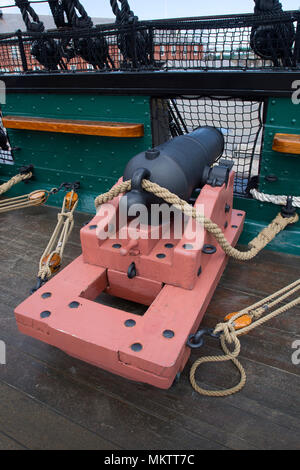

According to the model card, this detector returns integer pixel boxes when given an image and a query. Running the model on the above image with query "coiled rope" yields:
[110,0,151,66]
[62,0,93,29]
[190,279,300,397]
[95,179,299,262]
[48,0,67,28]
[14,0,64,70]
[251,0,295,66]
[110,0,133,24]
[14,0,44,32]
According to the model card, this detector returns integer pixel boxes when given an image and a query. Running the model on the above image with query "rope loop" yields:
[189,332,246,398]
[190,279,300,397]
[95,179,299,261]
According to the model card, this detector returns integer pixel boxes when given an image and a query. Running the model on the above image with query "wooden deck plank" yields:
[1,299,300,449]
[0,205,299,450]
[0,345,225,450]
[220,256,300,298]
[0,380,120,450]
[1,324,299,449]
[0,430,27,450]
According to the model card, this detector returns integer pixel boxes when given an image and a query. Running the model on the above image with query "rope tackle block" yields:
[15,128,245,388]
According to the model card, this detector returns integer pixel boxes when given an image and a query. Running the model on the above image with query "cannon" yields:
[122,127,225,215]
[15,127,245,389]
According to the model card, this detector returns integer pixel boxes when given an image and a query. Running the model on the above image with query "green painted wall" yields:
[234,197,300,256]
[260,97,300,197]
[0,93,299,256]
[235,96,300,256]
[0,94,153,213]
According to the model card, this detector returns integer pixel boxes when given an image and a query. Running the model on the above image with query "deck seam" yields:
[3,334,300,447]
[0,429,29,449]
[0,377,124,450]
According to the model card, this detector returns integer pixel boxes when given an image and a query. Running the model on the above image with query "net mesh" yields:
[152,97,264,196]
[0,114,14,165]
[0,11,298,73]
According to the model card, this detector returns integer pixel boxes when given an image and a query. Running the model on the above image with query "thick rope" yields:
[38,191,78,281]
[0,190,48,214]
[14,0,44,32]
[110,0,133,24]
[95,179,299,261]
[251,0,295,66]
[48,0,67,28]
[190,325,247,397]
[62,0,93,29]
[190,279,300,397]
[0,172,32,197]
[254,0,283,15]
[251,188,300,209]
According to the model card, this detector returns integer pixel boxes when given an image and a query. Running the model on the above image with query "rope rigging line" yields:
[0,176,79,214]
[110,0,133,24]
[14,0,64,70]
[250,188,300,209]
[31,187,79,293]
[110,0,152,67]
[0,189,49,213]
[251,0,296,66]
[14,0,44,32]
[61,0,93,29]
[95,179,299,262]
[189,279,300,397]
[0,1,49,9]
[0,167,33,197]
[48,0,113,69]
[48,0,67,28]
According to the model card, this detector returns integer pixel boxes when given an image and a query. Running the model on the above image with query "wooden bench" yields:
[3,116,144,138]
[272,133,300,155]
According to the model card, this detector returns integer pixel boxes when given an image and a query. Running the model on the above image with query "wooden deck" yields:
[0,205,299,450]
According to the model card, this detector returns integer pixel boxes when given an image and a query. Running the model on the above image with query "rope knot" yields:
[214,322,237,346]
[58,211,74,223]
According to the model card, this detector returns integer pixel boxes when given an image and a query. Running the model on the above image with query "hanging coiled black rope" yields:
[15,0,44,32]
[62,0,93,29]
[48,0,112,69]
[250,0,295,66]
[48,0,68,28]
[110,0,152,67]
[14,0,63,69]
[47,1,76,63]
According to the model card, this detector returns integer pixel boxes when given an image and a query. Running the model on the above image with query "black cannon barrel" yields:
[122,126,224,212]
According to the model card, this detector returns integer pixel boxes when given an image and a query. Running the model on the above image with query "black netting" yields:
[0,148,14,165]
[0,11,299,73]
[152,97,264,196]
[0,114,14,165]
